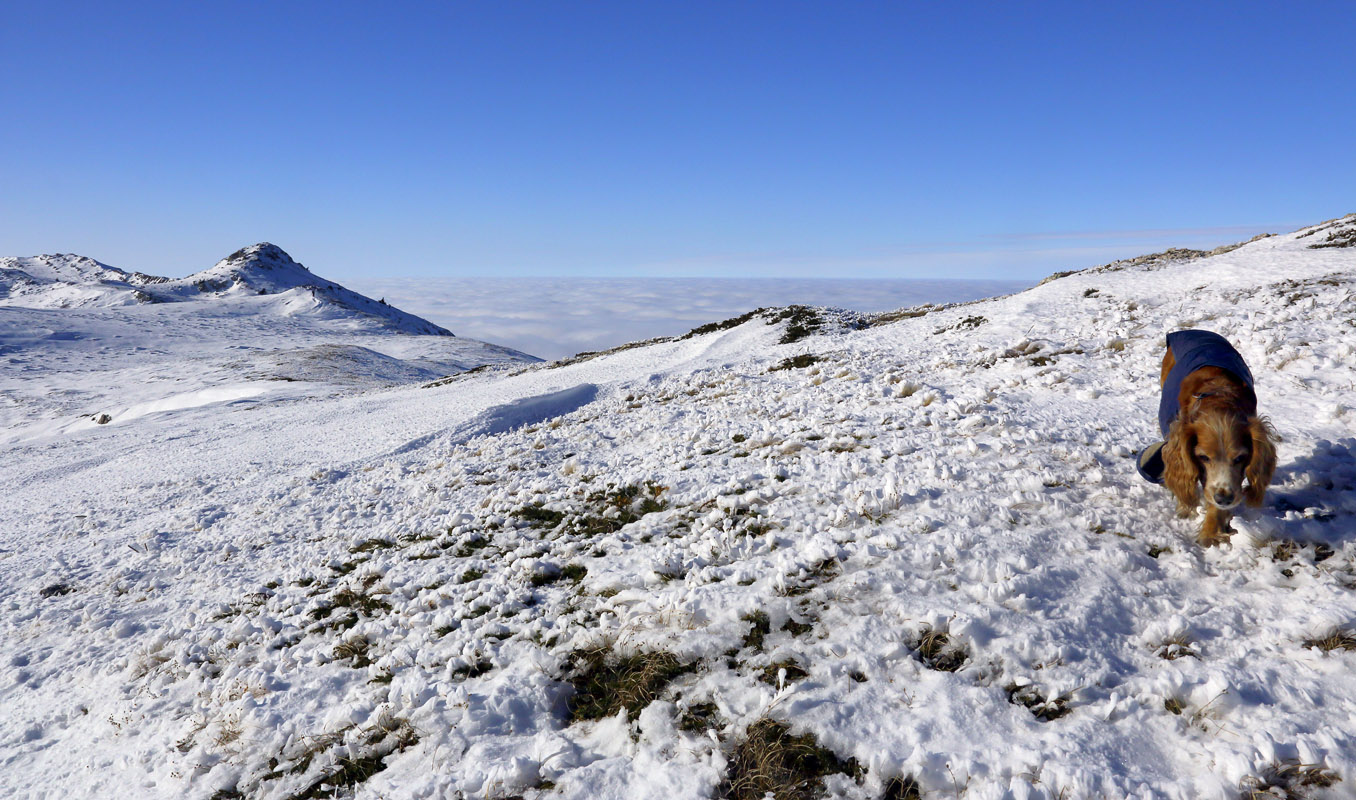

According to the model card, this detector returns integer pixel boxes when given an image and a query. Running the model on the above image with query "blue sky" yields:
[3,1,1352,281]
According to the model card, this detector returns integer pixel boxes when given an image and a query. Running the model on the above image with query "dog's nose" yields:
[1214,490,1236,506]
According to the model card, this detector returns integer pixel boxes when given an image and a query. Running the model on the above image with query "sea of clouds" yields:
[345,277,1031,361]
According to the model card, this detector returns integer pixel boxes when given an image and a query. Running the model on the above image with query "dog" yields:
[1142,330,1277,545]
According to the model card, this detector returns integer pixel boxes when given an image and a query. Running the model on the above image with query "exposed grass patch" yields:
[348,538,394,554]
[1155,633,1200,661]
[718,718,861,800]
[684,309,762,339]
[774,306,827,344]
[452,535,492,558]
[1164,697,1185,715]
[532,563,588,587]
[458,568,484,584]
[332,637,372,668]
[684,305,834,344]
[778,558,840,597]
[933,315,987,335]
[1302,627,1356,652]
[769,354,821,372]
[1005,683,1072,722]
[655,565,687,583]
[39,583,75,598]
[780,617,813,637]
[571,482,669,536]
[1271,539,1336,564]
[1239,759,1340,799]
[566,647,693,722]
[286,720,419,800]
[870,305,935,325]
[742,611,772,651]
[910,626,968,672]
[450,660,494,679]
[329,587,392,617]
[309,586,392,633]
[677,701,723,734]
[1307,225,1356,249]
[882,775,923,800]
[514,504,567,528]
[757,658,810,688]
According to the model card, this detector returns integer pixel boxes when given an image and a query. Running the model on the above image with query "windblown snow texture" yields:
[2,215,1355,800]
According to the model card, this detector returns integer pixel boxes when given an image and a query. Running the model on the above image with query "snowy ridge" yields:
[0,243,451,336]
[2,216,1356,800]
[0,253,154,308]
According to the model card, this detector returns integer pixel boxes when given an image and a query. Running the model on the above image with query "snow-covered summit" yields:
[0,243,452,335]
[162,242,325,297]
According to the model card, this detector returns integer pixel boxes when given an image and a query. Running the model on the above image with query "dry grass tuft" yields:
[1302,627,1356,653]
[1239,759,1340,799]
[718,718,859,800]
[757,658,810,688]
[332,637,372,667]
[770,354,821,372]
[677,701,723,734]
[567,647,692,722]
[1005,683,1072,722]
[882,774,923,800]
[1155,633,1200,661]
[911,626,968,672]
[742,611,772,651]
[286,718,419,800]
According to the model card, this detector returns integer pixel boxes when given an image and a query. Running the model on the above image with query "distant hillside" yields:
[0,242,452,336]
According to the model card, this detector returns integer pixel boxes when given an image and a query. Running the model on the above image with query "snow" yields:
[2,216,1356,800]
[1,243,454,335]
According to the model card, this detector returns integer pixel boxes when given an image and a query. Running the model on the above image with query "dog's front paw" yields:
[1197,529,1228,547]
[1198,514,1231,547]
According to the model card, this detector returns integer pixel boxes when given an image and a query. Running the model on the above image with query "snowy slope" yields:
[2,216,1355,800]
[0,253,154,308]
[0,243,451,336]
[0,244,537,440]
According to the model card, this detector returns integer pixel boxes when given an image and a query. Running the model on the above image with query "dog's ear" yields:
[1162,418,1200,508]
[1245,416,1278,507]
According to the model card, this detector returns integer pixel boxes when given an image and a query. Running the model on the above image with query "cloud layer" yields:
[346,277,1030,360]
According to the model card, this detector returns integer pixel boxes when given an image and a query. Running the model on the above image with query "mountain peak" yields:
[219,242,309,272]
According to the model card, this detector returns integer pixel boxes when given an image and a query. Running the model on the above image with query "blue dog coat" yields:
[1138,330,1255,484]
[1158,329,1255,436]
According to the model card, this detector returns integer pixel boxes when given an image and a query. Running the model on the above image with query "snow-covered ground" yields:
[2,217,1355,800]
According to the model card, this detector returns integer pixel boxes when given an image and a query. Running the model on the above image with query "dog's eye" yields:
[1196,454,1211,463]
[1233,454,1247,464]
